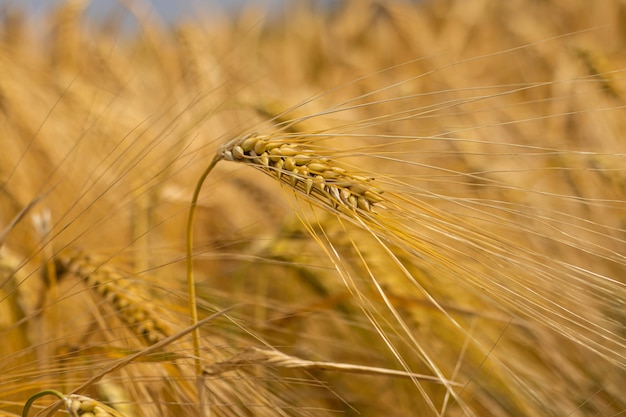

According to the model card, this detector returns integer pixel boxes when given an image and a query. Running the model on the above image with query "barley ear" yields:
[220,133,384,216]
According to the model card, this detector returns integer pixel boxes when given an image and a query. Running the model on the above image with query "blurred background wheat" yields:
[1,0,625,416]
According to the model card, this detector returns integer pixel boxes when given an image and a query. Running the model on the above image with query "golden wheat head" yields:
[220,133,384,213]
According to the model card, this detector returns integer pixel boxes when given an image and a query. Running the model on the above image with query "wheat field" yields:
[1,0,625,416]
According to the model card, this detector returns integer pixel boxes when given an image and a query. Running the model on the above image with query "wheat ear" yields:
[53,250,171,345]
[221,133,384,213]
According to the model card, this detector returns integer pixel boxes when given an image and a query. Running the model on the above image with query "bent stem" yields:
[22,390,64,417]
[185,153,222,380]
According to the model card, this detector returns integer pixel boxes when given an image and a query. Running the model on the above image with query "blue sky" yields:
[0,1,312,35]
[2,1,336,25]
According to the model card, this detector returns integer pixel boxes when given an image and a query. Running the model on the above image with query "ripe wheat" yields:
[51,250,171,345]
[1,0,625,416]
[221,133,384,213]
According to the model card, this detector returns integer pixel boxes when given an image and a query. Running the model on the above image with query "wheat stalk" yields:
[204,346,461,385]
[185,133,386,372]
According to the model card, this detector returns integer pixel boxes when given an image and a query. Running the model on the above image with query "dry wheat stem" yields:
[185,134,385,361]
[204,347,462,386]
[185,153,221,382]
[180,134,399,413]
